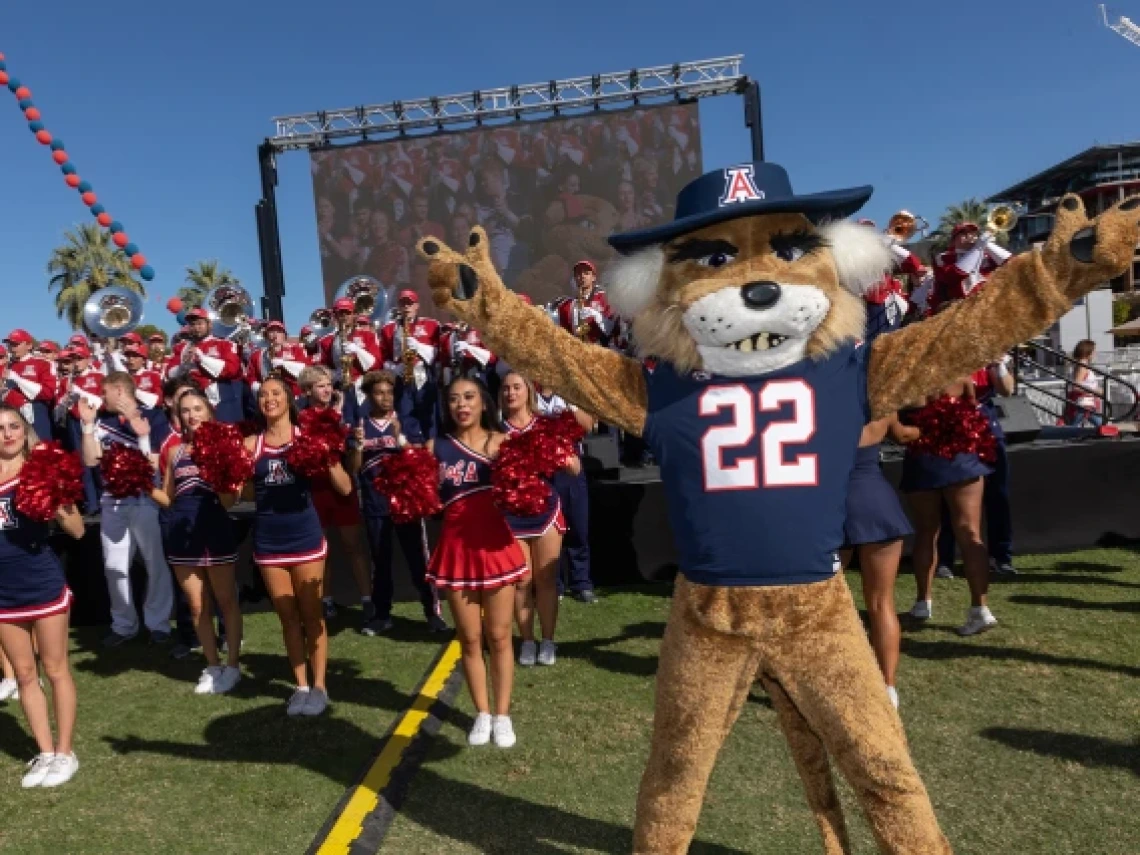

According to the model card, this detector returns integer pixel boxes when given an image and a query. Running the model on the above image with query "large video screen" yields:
[310,102,702,308]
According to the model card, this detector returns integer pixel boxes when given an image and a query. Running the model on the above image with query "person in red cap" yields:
[551,260,614,345]
[164,309,244,423]
[247,321,309,398]
[316,299,381,408]
[52,346,105,511]
[2,329,57,442]
[35,341,61,362]
[439,322,496,387]
[929,221,1012,314]
[854,220,929,343]
[379,290,441,441]
[354,315,372,331]
[146,334,167,370]
[121,346,163,411]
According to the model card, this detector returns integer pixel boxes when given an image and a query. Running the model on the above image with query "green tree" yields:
[46,224,143,330]
[930,198,1009,254]
[179,260,239,311]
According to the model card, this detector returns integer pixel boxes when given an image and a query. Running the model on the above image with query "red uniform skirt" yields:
[311,476,361,528]
[427,491,527,591]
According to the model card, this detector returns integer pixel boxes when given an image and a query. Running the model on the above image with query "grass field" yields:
[1,549,1138,854]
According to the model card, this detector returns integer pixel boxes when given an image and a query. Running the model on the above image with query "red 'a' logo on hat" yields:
[720,165,765,206]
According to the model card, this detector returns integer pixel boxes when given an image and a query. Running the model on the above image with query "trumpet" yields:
[885,210,929,243]
[985,204,1018,234]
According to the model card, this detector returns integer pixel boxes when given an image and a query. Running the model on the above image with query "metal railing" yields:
[1012,340,1139,423]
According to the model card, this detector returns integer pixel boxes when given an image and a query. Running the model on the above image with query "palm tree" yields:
[179,260,239,311]
[930,198,1007,253]
[47,224,143,330]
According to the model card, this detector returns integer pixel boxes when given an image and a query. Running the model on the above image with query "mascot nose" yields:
[741,281,781,310]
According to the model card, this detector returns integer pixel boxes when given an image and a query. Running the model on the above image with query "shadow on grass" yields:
[1048,560,1127,575]
[979,727,1140,777]
[1006,594,1140,614]
[900,638,1140,678]
[0,706,39,761]
[992,573,1140,589]
[557,620,665,679]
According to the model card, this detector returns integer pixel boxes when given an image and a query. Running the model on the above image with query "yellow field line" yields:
[317,640,462,855]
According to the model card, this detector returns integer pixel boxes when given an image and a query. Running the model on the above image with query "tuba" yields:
[308,307,334,341]
[985,205,1018,234]
[885,210,929,243]
[333,275,392,329]
[82,286,144,339]
[204,284,255,341]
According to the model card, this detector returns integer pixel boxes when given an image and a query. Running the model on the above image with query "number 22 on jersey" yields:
[699,380,817,491]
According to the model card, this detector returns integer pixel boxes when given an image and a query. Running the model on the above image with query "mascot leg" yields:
[759,676,851,855]
[766,575,952,855]
[633,581,761,855]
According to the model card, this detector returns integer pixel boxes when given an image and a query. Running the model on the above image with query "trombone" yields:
[885,210,929,243]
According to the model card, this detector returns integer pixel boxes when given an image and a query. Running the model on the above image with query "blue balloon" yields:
[28,121,44,133]
[7,78,20,92]
[124,242,140,257]
[49,139,64,152]
[78,180,93,193]
[141,265,156,282]
[60,162,76,175]
[109,221,124,234]
[18,99,33,110]
[0,61,6,71]
[175,309,186,324]
[90,203,106,216]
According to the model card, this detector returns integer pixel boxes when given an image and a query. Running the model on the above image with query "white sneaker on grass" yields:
[286,686,311,716]
[0,678,18,701]
[958,606,998,637]
[40,753,79,788]
[909,600,932,620]
[492,715,516,748]
[518,640,537,666]
[935,565,954,579]
[537,640,557,666]
[21,753,55,788]
[887,686,899,709]
[194,666,223,695]
[213,666,241,695]
[468,712,492,746]
[303,688,329,717]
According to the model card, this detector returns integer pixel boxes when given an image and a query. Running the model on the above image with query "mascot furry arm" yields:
[418,195,1138,425]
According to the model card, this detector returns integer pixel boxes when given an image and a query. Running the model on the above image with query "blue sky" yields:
[0,0,1136,341]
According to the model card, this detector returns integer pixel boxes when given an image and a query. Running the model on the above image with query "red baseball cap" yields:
[355,315,371,327]
[398,289,418,303]
[4,329,33,345]
[71,345,91,359]
[148,333,165,343]
[300,324,312,336]
[185,308,208,321]
[332,298,355,313]
[573,259,597,274]
[68,333,89,346]
[951,222,979,238]
[120,332,143,345]
[37,341,60,354]
[265,320,286,333]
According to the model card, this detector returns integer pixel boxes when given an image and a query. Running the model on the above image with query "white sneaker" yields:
[492,715,516,748]
[302,688,329,716]
[909,600,932,620]
[40,752,79,788]
[0,678,17,701]
[958,606,998,637]
[935,565,954,579]
[194,666,222,695]
[518,640,537,666]
[887,686,899,709]
[213,666,241,695]
[21,753,55,788]
[286,686,311,716]
[468,712,492,746]
[537,640,557,666]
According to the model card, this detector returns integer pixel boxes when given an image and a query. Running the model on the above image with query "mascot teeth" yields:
[728,332,786,351]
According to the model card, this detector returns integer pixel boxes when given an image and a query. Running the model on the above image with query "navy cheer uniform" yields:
[161,441,238,567]
[641,343,869,586]
[358,415,438,620]
[501,416,566,539]
[427,435,526,590]
[251,430,327,566]
[0,476,72,622]
[535,392,593,595]
[844,444,913,546]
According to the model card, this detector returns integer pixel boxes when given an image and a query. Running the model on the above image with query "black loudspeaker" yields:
[582,433,621,474]
[993,394,1042,444]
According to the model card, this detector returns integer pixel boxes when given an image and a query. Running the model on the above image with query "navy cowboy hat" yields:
[608,161,872,253]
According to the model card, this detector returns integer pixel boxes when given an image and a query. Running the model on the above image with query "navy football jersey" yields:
[642,342,870,586]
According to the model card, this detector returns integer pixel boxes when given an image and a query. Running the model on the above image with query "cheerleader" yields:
[840,414,918,708]
[243,378,353,716]
[901,379,997,637]
[428,377,527,748]
[151,389,242,695]
[297,365,373,625]
[0,406,85,788]
[499,372,579,667]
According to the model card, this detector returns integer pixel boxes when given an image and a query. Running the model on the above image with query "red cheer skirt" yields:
[427,490,527,591]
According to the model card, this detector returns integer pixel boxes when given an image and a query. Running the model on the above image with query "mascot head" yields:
[606,162,892,377]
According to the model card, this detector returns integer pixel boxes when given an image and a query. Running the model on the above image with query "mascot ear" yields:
[605,246,665,318]
[819,220,894,296]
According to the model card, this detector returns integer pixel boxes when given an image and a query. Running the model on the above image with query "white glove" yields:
[343,342,362,356]
[453,341,469,357]
[582,307,605,325]
[271,358,284,367]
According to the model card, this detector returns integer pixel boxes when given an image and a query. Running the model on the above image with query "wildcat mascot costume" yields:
[417,162,1139,854]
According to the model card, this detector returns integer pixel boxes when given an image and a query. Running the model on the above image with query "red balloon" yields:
[14,86,30,100]
[97,212,112,227]
[24,107,40,121]
[113,233,129,248]
[130,254,146,270]
[65,174,81,188]
[51,150,67,165]
[81,191,97,205]
[0,73,7,86]
[35,130,51,145]
[166,297,183,313]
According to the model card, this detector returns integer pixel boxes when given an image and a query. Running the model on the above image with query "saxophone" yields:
[402,310,417,384]
[574,296,591,340]
[336,318,354,387]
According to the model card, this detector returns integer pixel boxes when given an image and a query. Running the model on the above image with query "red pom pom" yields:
[35,130,51,145]
[81,191,97,206]
[113,232,129,248]
[131,253,146,270]
[97,212,112,227]
[15,86,31,100]
[166,297,183,314]
[65,174,81,188]
[373,447,441,524]
[283,437,330,478]
[908,397,996,464]
[51,150,67,165]
[15,442,85,522]
[191,421,253,494]
[294,407,350,472]
[24,107,40,121]
[493,429,554,516]
[100,443,156,499]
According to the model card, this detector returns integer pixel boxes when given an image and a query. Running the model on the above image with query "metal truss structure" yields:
[1101,4,1140,48]
[267,56,747,152]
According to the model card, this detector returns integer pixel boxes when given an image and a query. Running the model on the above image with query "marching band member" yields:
[2,329,57,443]
[122,345,164,411]
[79,372,174,648]
[165,309,245,423]
[0,405,85,789]
[317,298,381,403]
[299,324,318,357]
[552,260,613,345]
[147,334,167,371]
[66,334,103,374]
[857,218,927,342]
[349,370,446,635]
[930,222,1012,314]
[34,341,61,363]
[439,322,495,386]
[248,321,309,398]
[380,291,440,443]
[52,345,104,512]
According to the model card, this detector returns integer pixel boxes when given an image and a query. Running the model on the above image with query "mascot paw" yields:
[417,226,508,323]
[1044,193,1140,298]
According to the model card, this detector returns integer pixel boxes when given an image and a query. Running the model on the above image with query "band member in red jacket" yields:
[147,334,167,371]
[551,260,614,345]
[379,290,441,443]
[248,321,310,397]
[3,329,57,442]
[164,308,245,423]
[122,345,164,411]
[53,345,105,511]
[929,222,1012,313]
[440,322,495,386]
[316,299,381,410]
